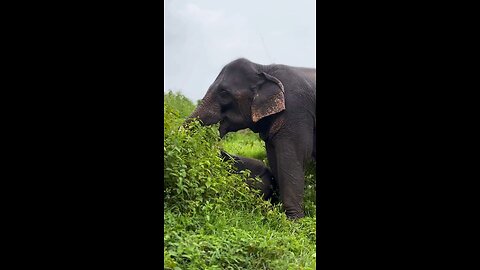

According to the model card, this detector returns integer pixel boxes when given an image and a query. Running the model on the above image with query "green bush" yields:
[164,90,196,119]
[164,102,264,214]
[164,91,316,269]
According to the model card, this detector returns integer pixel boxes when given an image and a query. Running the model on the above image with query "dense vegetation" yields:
[164,90,316,269]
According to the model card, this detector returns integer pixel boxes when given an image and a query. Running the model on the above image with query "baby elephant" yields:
[220,150,278,202]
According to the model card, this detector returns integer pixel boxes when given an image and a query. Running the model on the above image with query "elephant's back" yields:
[295,67,316,83]
[281,66,316,106]
[298,68,316,93]
[269,64,316,116]
[281,66,316,134]
[283,66,316,93]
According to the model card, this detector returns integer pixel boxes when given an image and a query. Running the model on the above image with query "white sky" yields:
[164,0,316,102]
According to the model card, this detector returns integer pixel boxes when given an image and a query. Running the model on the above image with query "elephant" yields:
[187,58,316,219]
[220,150,278,203]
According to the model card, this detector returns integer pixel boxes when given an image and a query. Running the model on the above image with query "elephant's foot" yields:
[286,210,305,220]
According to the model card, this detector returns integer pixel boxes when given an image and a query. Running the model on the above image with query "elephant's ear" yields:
[251,72,286,123]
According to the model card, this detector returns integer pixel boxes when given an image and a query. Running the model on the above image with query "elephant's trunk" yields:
[184,92,222,126]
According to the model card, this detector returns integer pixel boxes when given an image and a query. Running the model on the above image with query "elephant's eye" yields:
[219,89,231,106]
[219,89,229,97]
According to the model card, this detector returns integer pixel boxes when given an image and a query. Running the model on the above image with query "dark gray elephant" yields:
[187,58,316,219]
[220,150,278,203]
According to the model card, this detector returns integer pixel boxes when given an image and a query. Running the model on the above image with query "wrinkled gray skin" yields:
[187,58,316,219]
[220,150,278,203]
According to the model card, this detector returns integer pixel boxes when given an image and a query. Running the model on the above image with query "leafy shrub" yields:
[164,90,196,119]
[164,96,265,214]
[164,91,316,269]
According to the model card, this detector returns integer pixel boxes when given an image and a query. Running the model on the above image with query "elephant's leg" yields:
[313,127,316,160]
[266,143,281,203]
[271,131,313,219]
[266,143,278,183]
[277,151,305,218]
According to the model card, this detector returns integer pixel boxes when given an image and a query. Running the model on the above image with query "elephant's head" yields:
[186,58,286,137]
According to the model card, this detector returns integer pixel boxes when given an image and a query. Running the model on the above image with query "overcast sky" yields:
[164,0,316,102]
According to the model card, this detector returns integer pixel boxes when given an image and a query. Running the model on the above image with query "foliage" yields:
[164,98,260,214]
[164,90,196,119]
[164,91,316,269]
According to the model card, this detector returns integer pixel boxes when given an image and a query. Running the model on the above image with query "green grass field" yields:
[222,129,267,162]
[164,90,316,269]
